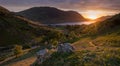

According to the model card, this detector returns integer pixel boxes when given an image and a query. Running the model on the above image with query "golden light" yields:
[83,10,104,20]
[87,11,98,19]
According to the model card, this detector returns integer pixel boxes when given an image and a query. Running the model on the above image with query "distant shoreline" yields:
[44,21,95,26]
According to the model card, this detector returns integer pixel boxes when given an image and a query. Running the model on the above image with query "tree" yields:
[14,45,23,57]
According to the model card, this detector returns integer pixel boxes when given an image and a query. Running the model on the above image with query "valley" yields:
[0,5,120,66]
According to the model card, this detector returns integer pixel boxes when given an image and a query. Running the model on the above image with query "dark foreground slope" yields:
[18,7,86,24]
[0,6,34,46]
[0,6,62,47]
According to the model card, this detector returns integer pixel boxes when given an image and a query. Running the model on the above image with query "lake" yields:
[47,21,95,25]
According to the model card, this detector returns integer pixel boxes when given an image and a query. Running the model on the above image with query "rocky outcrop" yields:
[34,43,74,65]
[57,43,75,53]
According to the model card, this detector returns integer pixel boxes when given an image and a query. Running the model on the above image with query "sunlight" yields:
[84,10,104,20]
[88,14,98,20]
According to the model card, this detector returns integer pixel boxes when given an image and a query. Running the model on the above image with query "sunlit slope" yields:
[74,13,120,50]
[83,13,120,34]
[36,13,120,66]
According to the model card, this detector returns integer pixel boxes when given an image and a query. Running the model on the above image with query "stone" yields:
[57,43,75,53]
[36,48,49,64]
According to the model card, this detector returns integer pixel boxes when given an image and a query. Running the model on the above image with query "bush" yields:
[13,45,23,57]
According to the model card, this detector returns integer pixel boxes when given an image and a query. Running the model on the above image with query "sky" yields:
[0,0,120,18]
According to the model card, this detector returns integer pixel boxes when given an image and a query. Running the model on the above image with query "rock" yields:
[36,48,49,64]
[37,49,48,56]
[33,43,74,65]
[57,43,75,53]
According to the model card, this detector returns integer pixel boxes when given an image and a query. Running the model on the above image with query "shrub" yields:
[13,45,23,57]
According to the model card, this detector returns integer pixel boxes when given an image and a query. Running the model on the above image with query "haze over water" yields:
[48,21,95,25]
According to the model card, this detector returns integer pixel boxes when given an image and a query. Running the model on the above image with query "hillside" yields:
[0,6,33,46]
[95,16,111,22]
[83,13,120,34]
[0,6,62,47]
[33,13,120,66]
[18,7,86,24]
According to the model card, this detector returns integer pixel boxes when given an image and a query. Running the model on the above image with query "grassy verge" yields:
[0,47,40,66]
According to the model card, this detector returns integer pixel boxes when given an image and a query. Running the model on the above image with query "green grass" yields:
[73,28,120,47]
[37,29,119,66]
[35,48,120,66]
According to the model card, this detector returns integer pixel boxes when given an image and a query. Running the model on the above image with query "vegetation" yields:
[0,6,65,62]
[0,6,65,48]
[33,13,120,66]
[14,45,23,57]
[0,47,41,66]
[34,48,120,66]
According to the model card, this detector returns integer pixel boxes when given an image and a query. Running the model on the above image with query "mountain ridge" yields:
[17,7,87,24]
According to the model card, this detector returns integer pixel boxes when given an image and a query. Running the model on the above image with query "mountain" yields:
[95,16,112,22]
[17,7,86,24]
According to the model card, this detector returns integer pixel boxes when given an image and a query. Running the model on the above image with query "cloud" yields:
[0,0,120,12]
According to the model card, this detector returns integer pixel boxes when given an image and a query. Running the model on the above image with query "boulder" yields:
[36,48,49,64]
[57,43,74,53]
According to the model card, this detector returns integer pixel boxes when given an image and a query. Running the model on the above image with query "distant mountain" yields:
[95,16,112,22]
[17,7,86,24]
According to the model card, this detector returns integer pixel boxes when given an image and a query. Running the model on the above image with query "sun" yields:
[88,14,98,20]
[84,10,103,20]
[87,10,100,19]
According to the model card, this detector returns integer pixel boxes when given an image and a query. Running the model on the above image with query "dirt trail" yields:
[5,57,36,66]
[89,42,97,47]
[72,41,98,51]
[0,49,30,65]
[0,47,39,66]
[0,56,16,65]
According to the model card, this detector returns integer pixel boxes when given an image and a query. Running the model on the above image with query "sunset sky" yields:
[0,0,120,19]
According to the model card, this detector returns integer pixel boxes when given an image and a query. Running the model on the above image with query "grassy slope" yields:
[73,28,120,50]
[0,47,40,66]
[0,15,34,46]
[37,32,120,66]
[34,14,120,66]
[38,48,120,66]
[0,6,60,47]
[0,6,37,46]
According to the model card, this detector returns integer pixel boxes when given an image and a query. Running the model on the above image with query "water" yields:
[47,21,95,25]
